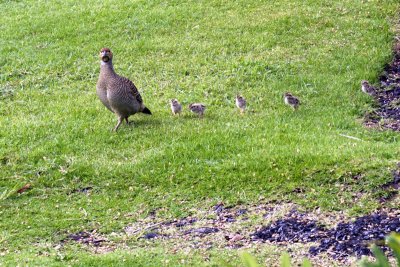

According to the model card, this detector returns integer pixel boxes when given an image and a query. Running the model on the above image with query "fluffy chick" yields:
[284,92,300,110]
[188,103,206,117]
[235,95,246,114]
[361,80,377,96]
[170,99,182,116]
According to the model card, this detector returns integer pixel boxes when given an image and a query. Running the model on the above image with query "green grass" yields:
[1,0,399,265]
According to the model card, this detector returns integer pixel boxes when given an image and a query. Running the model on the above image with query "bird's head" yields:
[171,99,178,104]
[361,80,369,86]
[284,92,292,97]
[99,48,113,63]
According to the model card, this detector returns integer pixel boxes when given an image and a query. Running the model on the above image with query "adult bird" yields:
[96,48,151,131]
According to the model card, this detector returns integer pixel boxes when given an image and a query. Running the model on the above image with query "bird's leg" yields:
[125,117,135,126]
[113,117,123,132]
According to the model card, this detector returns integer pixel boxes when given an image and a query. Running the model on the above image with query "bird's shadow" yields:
[112,115,161,132]
[127,115,161,127]
[112,111,222,133]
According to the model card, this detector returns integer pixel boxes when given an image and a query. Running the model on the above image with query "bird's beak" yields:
[101,52,109,62]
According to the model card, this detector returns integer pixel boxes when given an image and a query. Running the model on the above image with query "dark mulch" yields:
[186,227,220,236]
[253,211,400,260]
[253,213,326,243]
[63,199,399,263]
[143,232,160,239]
[382,169,400,190]
[364,39,400,130]
[62,230,107,247]
[311,213,400,258]
[379,169,400,203]
[125,196,400,260]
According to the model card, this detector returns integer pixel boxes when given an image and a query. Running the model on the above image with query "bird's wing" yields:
[121,76,143,103]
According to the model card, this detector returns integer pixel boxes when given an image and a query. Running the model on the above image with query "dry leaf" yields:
[17,183,31,194]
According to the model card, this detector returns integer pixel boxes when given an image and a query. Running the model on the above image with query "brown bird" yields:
[361,80,377,96]
[96,48,152,131]
[284,92,300,110]
[188,103,206,117]
[170,99,182,116]
[235,94,246,114]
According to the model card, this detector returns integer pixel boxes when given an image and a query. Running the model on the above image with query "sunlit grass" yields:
[0,0,399,265]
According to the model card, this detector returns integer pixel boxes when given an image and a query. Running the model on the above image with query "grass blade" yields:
[280,252,291,267]
[370,245,390,267]
[386,233,400,267]
[302,258,312,267]
[240,252,260,267]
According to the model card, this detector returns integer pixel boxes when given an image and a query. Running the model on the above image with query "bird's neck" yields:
[100,60,116,76]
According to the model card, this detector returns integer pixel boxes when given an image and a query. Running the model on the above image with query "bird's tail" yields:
[142,106,152,115]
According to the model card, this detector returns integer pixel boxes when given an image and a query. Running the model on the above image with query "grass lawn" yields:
[1,0,399,265]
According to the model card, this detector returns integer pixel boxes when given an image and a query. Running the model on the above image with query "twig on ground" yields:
[339,134,364,141]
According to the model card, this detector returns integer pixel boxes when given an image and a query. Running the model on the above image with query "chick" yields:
[284,92,300,110]
[235,95,246,114]
[361,80,377,96]
[188,103,206,117]
[170,99,182,116]
[96,48,152,131]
